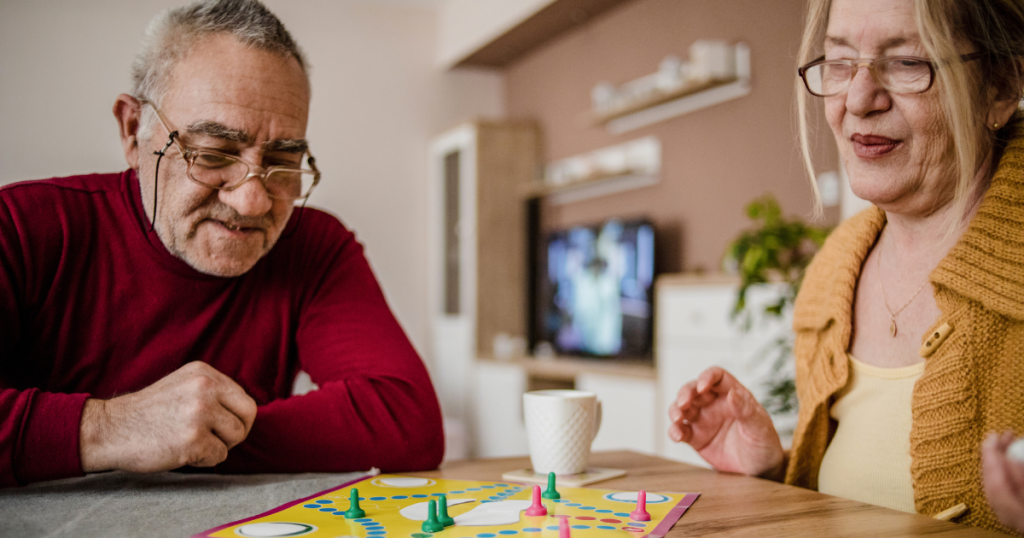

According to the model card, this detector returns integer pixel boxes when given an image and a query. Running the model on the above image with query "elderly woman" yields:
[667,0,1024,533]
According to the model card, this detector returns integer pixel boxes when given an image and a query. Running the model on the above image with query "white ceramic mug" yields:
[523,390,603,474]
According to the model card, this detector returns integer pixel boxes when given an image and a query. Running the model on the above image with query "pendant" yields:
[890,321,897,337]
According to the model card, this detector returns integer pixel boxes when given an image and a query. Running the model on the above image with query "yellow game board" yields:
[195,474,699,538]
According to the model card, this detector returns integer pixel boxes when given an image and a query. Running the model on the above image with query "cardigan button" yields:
[919,322,954,358]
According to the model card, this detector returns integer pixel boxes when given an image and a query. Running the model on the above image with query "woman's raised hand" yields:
[667,366,786,479]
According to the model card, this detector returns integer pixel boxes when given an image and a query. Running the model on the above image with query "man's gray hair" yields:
[132,0,309,138]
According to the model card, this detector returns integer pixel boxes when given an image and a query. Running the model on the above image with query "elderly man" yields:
[0,0,443,486]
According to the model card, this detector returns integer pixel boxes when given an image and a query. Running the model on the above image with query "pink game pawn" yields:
[630,490,651,521]
[525,485,548,517]
[558,515,571,538]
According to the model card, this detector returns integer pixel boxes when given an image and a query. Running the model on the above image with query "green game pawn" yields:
[422,500,445,533]
[344,488,366,519]
[542,472,560,500]
[437,494,455,527]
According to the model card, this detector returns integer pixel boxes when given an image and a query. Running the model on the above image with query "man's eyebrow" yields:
[186,120,253,145]
[185,120,308,153]
[264,138,309,154]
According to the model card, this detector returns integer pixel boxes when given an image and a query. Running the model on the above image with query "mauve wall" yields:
[505,0,838,273]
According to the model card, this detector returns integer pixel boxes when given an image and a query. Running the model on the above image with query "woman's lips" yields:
[851,133,901,158]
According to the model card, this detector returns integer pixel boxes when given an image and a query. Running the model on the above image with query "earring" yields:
[994,122,1001,129]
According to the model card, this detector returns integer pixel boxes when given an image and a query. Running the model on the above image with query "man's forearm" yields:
[216,376,444,474]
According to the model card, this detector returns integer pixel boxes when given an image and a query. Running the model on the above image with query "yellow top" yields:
[818,354,924,513]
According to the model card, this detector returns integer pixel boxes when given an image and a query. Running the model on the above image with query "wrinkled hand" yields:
[982,431,1024,532]
[667,367,785,479]
[79,361,258,473]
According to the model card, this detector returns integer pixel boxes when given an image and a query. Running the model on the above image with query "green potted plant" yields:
[724,195,831,419]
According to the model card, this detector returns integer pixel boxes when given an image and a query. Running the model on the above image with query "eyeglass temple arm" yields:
[149,130,179,232]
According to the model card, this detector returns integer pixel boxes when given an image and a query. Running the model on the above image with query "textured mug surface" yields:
[523,390,602,474]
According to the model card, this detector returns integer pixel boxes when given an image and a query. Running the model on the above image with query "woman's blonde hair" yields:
[797,0,1024,224]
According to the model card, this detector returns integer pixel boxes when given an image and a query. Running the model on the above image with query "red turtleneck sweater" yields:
[0,170,443,486]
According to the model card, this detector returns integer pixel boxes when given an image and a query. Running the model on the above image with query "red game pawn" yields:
[630,490,651,522]
[525,485,548,517]
[558,515,571,538]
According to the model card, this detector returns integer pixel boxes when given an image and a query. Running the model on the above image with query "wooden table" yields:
[410,451,1006,537]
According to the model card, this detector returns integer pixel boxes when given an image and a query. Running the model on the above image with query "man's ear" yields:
[113,94,142,169]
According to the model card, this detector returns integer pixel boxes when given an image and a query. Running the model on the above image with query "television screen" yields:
[538,219,655,358]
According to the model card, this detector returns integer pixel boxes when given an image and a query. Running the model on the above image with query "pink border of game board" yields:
[192,477,699,538]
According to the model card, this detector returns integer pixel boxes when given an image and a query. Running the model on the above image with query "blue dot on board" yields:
[566,503,582,507]
[477,533,497,537]
[431,493,445,497]
[595,510,612,514]
[571,526,590,530]
[450,491,465,494]
[498,531,518,535]
[355,519,373,523]
[553,500,565,503]
[367,532,387,536]
[360,497,366,500]
[482,486,496,489]
[365,526,384,530]
[597,526,616,531]
[370,497,386,501]
[467,488,481,491]
[629,523,646,527]
[522,529,542,533]
[581,506,596,510]
[496,483,509,487]
[319,508,337,512]
[614,513,631,518]
[316,500,332,504]
[546,526,560,531]
[303,504,320,509]
[481,500,492,503]
[392,496,408,500]
[412,494,428,498]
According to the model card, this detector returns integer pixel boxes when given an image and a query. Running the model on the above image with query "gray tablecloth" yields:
[0,470,367,538]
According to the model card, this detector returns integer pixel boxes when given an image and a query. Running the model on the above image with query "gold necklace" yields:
[876,235,930,337]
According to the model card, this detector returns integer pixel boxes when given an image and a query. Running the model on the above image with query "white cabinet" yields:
[576,373,657,455]
[427,122,537,433]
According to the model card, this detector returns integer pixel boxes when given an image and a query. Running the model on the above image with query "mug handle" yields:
[592,399,603,442]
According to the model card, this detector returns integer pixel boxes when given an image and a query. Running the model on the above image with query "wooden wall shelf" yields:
[596,43,751,135]
[591,78,737,125]
[478,356,656,380]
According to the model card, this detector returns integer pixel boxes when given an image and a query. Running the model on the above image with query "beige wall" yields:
[505,0,838,273]
[0,0,505,363]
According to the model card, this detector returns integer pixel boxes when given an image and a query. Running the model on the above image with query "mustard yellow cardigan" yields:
[786,129,1024,534]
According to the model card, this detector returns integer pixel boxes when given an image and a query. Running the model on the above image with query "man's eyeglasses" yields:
[798,52,986,97]
[141,100,321,201]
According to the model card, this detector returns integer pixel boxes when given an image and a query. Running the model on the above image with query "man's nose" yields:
[218,175,274,217]
[844,64,892,116]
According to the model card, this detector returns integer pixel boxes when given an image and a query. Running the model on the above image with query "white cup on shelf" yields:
[523,390,602,475]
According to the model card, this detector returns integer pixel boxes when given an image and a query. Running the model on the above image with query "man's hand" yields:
[982,431,1024,533]
[79,361,258,473]
[667,367,786,479]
